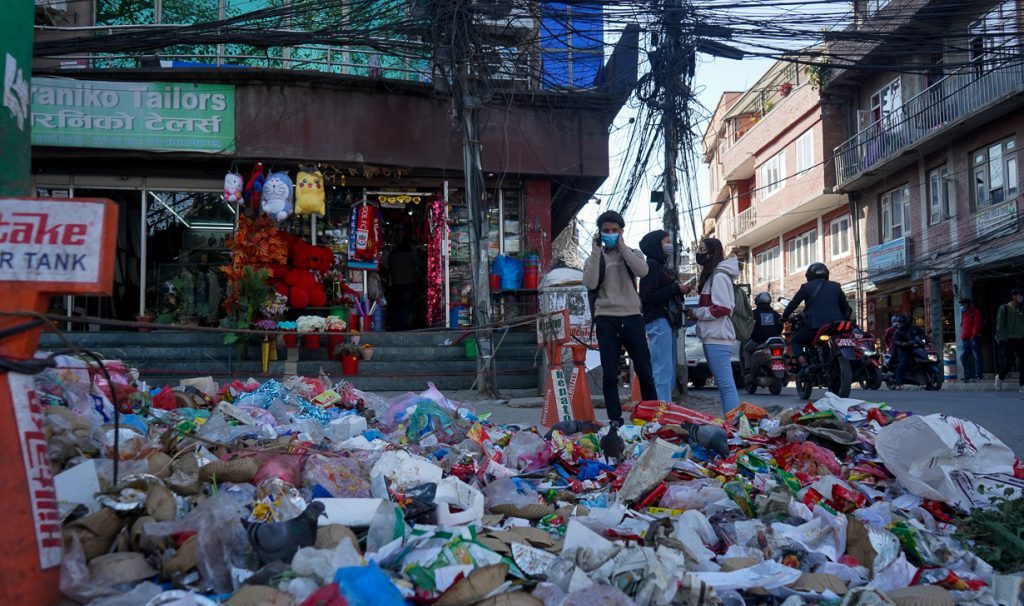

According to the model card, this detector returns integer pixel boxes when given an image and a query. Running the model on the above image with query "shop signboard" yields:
[976,199,1018,239]
[31,78,235,153]
[0,0,33,194]
[866,237,910,282]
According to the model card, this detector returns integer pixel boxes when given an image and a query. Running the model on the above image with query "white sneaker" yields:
[995,377,1003,390]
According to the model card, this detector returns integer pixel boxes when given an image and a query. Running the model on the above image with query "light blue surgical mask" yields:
[601,233,620,249]
[663,243,674,256]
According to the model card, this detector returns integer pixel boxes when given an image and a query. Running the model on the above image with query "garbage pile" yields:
[38,354,1024,606]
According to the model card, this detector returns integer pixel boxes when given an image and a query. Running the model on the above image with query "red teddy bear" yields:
[284,239,333,309]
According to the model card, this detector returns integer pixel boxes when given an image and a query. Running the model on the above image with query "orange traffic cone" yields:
[541,344,597,428]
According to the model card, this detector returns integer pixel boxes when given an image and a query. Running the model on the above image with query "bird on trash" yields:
[546,419,602,438]
[600,421,626,465]
[242,500,326,564]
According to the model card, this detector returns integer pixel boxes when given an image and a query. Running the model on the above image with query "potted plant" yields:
[349,329,361,346]
[222,267,272,347]
[335,342,361,375]
[325,315,348,356]
[170,273,198,326]
[296,315,326,349]
[278,320,298,348]
[361,343,374,361]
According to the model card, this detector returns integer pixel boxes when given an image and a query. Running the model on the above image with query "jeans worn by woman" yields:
[703,343,739,414]
[645,317,676,402]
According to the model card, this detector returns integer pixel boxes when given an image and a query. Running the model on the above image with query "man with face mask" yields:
[583,211,657,426]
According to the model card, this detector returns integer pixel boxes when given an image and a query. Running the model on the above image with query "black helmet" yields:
[806,262,829,280]
[892,314,908,326]
[755,292,772,306]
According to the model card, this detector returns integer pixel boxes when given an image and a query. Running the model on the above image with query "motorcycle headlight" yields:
[818,335,830,342]
[928,354,939,362]
[863,350,876,357]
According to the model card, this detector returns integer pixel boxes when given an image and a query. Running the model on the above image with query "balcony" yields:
[835,59,1024,189]
[732,206,757,239]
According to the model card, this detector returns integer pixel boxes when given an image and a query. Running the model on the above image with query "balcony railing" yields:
[834,59,1024,187]
[733,206,757,238]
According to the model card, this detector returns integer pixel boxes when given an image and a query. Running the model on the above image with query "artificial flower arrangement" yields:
[261,292,289,318]
[296,315,327,349]
[278,320,298,348]
[325,315,348,355]
[254,319,278,331]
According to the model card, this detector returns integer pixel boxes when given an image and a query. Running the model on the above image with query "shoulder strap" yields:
[597,253,606,290]
[810,280,825,301]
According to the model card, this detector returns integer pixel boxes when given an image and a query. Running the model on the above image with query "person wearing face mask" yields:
[687,237,741,414]
[959,298,983,383]
[583,211,657,426]
[995,288,1024,391]
[639,230,692,402]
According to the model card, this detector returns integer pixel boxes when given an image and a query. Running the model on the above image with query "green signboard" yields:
[31,78,235,153]
[0,0,33,195]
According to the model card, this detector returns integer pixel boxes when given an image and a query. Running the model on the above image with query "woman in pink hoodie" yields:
[691,238,740,414]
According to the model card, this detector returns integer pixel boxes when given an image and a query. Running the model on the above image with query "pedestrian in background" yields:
[995,288,1024,392]
[639,230,690,402]
[689,237,740,415]
[959,298,983,382]
[583,211,657,426]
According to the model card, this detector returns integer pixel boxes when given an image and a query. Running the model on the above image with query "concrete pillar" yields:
[524,179,552,272]
[953,269,971,379]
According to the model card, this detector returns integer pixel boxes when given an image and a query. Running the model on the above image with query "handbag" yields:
[666,293,685,329]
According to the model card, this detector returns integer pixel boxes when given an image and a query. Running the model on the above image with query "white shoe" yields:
[995,377,1003,390]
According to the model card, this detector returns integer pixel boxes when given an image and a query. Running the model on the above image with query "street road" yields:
[482,385,1024,455]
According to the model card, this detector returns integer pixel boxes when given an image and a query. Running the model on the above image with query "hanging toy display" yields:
[348,201,382,270]
[261,172,294,222]
[244,162,265,210]
[294,167,326,216]
[223,171,244,204]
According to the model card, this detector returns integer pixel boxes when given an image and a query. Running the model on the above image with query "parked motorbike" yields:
[851,328,883,390]
[785,313,857,400]
[883,334,943,391]
[743,336,789,395]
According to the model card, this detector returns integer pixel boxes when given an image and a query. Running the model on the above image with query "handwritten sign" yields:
[31,78,235,153]
[537,310,570,346]
[0,199,107,283]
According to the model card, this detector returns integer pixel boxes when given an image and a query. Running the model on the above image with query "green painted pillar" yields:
[0,1,33,196]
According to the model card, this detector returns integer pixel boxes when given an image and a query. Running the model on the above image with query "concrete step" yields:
[138,370,538,393]
[68,344,539,363]
[127,359,537,375]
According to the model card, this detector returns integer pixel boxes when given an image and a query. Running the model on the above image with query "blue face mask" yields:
[663,243,674,256]
[601,233,620,249]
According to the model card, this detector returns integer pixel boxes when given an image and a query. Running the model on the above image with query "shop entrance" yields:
[380,201,429,330]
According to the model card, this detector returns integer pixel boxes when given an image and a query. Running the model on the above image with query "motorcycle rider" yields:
[743,292,783,374]
[781,262,852,374]
[890,313,925,389]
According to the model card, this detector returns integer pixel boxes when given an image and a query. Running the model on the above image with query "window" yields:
[866,0,890,16]
[973,138,1019,208]
[830,216,851,258]
[787,230,817,274]
[871,78,902,127]
[970,0,1018,75]
[757,151,785,199]
[881,186,911,242]
[928,166,955,225]
[796,130,815,174]
[755,246,781,284]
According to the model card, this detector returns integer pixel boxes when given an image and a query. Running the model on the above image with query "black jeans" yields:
[791,326,816,361]
[596,315,657,423]
[999,338,1024,385]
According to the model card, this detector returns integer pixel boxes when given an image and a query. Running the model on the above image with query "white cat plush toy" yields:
[261,172,294,222]
[223,172,244,203]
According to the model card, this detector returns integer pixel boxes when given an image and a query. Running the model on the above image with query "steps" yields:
[36,329,541,393]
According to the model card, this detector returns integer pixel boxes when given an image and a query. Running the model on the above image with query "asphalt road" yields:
[481,384,1024,455]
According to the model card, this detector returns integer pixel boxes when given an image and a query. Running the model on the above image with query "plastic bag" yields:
[484,477,541,508]
[252,453,305,487]
[406,400,465,445]
[504,431,552,471]
[659,480,729,511]
[499,255,524,290]
[302,454,371,498]
[291,538,365,582]
[335,561,407,606]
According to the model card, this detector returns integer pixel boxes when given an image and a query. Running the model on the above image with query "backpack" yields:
[588,253,636,333]
[715,269,754,341]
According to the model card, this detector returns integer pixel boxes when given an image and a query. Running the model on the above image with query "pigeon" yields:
[242,500,326,564]
[545,419,602,438]
[600,422,625,465]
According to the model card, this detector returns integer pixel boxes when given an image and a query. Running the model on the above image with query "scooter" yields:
[743,336,789,395]
[883,335,943,391]
[785,313,857,400]
[851,328,883,390]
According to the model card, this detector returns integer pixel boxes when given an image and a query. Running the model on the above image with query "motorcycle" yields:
[850,328,883,390]
[883,334,943,391]
[743,336,790,396]
[785,313,857,401]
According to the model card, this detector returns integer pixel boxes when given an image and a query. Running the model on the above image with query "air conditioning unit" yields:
[473,0,538,43]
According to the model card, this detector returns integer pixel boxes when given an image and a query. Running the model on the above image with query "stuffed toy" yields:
[295,168,326,216]
[284,239,333,309]
[223,172,244,204]
[348,202,382,267]
[262,172,294,222]
[244,162,265,210]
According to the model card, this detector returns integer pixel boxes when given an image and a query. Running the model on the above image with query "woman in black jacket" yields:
[639,230,690,401]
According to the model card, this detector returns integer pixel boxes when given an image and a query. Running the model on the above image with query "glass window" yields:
[969,0,1019,74]
[881,186,910,242]
[787,230,817,274]
[972,138,1018,208]
[757,151,786,199]
[755,246,781,284]
[927,166,955,225]
[796,130,814,174]
[870,77,902,126]
[830,216,851,258]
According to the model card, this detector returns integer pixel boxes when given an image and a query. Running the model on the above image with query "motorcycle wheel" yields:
[862,365,883,390]
[769,378,783,395]
[745,376,758,394]
[796,376,813,400]
[925,369,944,391]
[828,355,853,398]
